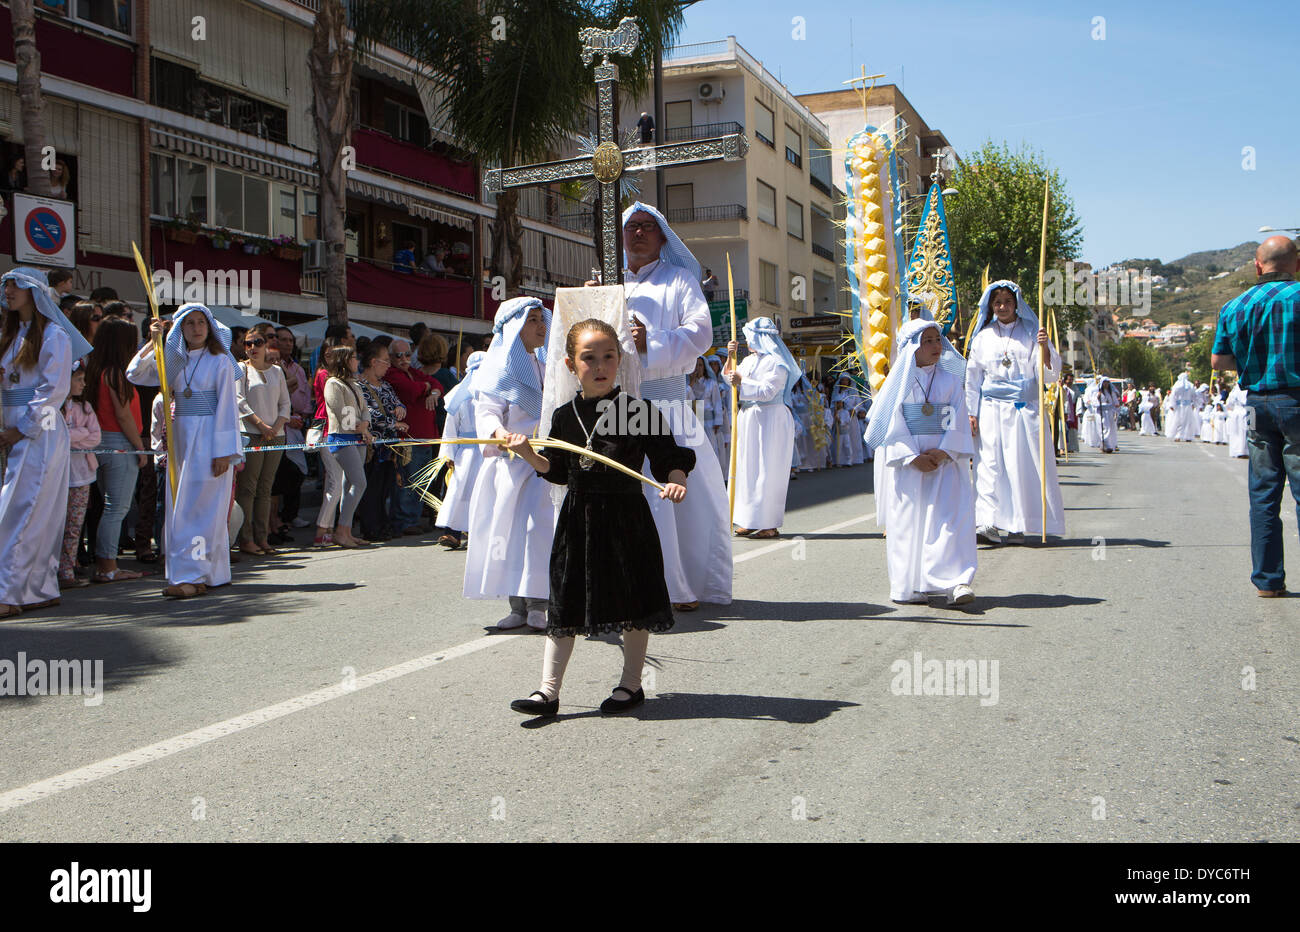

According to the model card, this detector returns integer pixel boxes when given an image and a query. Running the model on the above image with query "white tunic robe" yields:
[625,259,732,604]
[1139,392,1157,435]
[462,371,557,601]
[1098,389,1119,451]
[1169,380,1201,440]
[1080,386,1102,448]
[965,318,1065,536]
[127,348,242,587]
[881,366,977,601]
[1225,386,1249,457]
[732,353,795,530]
[0,321,72,606]
[436,400,484,533]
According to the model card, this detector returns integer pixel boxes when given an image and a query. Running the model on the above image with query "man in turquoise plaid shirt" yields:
[1212,235,1300,597]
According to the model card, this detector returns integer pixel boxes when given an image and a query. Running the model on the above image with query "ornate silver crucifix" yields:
[484,17,748,286]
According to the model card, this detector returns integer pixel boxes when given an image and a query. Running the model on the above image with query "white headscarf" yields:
[1,266,93,359]
[865,317,966,453]
[166,302,241,382]
[621,201,701,282]
[474,297,549,419]
[972,280,1040,338]
[742,316,801,406]
[443,350,486,417]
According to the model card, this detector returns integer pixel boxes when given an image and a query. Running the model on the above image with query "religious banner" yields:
[905,184,958,335]
[844,126,907,393]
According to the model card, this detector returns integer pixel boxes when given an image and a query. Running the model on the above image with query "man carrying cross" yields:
[619,203,732,610]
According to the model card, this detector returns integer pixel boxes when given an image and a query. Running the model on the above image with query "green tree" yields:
[1102,338,1172,390]
[1183,327,1215,384]
[946,141,1083,334]
[352,0,686,295]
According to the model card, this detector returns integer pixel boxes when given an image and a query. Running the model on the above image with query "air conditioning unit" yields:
[697,81,724,103]
[305,240,327,270]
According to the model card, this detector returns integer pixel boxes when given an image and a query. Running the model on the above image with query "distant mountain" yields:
[1170,242,1260,273]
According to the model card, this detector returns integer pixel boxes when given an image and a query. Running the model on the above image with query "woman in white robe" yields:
[435,350,486,538]
[1224,384,1249,458]
[462,298,556,630]
[1079,380,1102,448]
[1098,380,1119,452]
[964,280,1064,540]
[1168,372,1199,441]
[726,317,797,537]
[707,354,730,469]
[1213,403,1228,444]
[867,318,975,604]
[1138,390,1157,435]
[0,268,92,615]
[126,303,243,597]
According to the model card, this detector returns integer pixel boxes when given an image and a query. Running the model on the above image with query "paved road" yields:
[1,434,1295,841]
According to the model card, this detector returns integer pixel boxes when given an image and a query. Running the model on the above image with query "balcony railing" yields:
[665,204,748,224]
[811,243,834,261]
[662,121,744,143]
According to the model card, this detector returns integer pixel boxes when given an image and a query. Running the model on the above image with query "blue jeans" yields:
[392,442,432,531]
[1245,388,1300,591]
[95,431,141,560]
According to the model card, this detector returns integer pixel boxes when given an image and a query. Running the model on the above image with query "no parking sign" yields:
[13,193,75,268]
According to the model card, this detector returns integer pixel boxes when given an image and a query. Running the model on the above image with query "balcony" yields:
[811,243,834,261]
[810,175,833,197]
[662,121,745,143]
[665,204,748,224]
[351,126,476,198]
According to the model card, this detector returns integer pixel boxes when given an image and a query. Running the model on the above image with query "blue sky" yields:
[675,0,1298,266]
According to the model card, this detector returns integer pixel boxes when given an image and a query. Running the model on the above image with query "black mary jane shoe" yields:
[599,686,645,714]
[509,691,558,717]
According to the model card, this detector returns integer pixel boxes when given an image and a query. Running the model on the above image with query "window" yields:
[275,186,298,241]
[177,159,208,224]
[302,191,319,241]
[213,168,269,234]
[150,58,288,144]
[665,101,692,130]
[810,145,832,193]
[37,0,131,36]
[665,183,694,218]
[789,273,806,312]
[151,154,176,218]
[383,100,430,147]
[786,198,803,240]
[756,180,777,226]
[755,102,775,147]
[760,260,779,306]
[785,125,801,168]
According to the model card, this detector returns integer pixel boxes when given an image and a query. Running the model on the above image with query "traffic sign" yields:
[13,193,75,267]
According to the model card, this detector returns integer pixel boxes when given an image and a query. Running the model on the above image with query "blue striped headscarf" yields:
[474,297,550,419]
[1,266,93,359]
[622,201,701,282]
[166,303,241,384]
[742,316,801,407]
[865,318,966,453]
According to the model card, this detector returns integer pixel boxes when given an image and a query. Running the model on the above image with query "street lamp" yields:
[1258,225,1300,233]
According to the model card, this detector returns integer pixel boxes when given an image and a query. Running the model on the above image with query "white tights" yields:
[538,629,650,701]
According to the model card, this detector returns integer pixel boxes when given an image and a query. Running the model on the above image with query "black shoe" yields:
[510,691,558,717]
[599,686,645,714]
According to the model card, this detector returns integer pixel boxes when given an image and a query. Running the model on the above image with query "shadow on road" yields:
[1049,537,1169,549]
[706,598,893,623]
[0,625,175,703]
[521,692,860,727]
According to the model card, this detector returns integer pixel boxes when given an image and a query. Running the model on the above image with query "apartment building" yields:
[0,0,596,338]
[629,37,845,354]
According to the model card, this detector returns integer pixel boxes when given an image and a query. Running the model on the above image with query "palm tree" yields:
[308,0,354,327]
[350,0,687,295]
[9,0,52,197]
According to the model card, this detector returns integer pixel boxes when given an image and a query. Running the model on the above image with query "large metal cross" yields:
[484,17,748,285]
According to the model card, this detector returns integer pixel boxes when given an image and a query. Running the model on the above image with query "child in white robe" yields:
[848,405,865,464]
[0,267,92,616]
[1225,383,1249,458]
[462,297,556,630]
[867,318,976,605]
[833,402,852,465]
[126,304,243,598]
[435,350,486,548]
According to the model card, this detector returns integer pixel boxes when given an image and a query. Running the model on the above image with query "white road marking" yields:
[0,635,523,814]
[1,508,876,814]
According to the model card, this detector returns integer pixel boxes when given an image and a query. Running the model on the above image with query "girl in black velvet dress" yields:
[504,318,693,717]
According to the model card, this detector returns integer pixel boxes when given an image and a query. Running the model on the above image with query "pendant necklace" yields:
[997,319,1018,368]
[182,350,201,399]
[914,369,938,416]
[570,396,613,470]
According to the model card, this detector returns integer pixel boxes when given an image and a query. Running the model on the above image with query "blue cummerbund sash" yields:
[901,403,946,435]
[326,432,362,454]
[640,374,689,403]
[1,387,36,407]
[981,377,1034,408]
[174,389,218,416]
[740,398,785,410]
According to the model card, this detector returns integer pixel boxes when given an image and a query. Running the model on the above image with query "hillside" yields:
[1118,241,1262,326]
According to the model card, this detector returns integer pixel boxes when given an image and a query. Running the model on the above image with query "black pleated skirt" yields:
[547,470,675,638]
